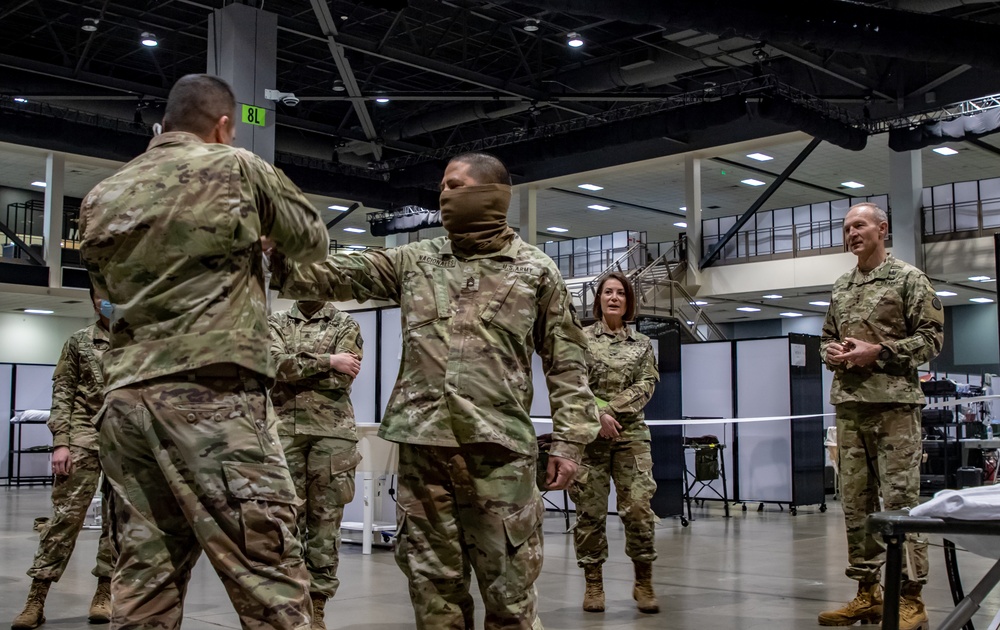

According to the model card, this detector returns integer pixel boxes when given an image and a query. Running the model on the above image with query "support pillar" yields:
[684,156,703,289]
[519,186,537,246]
[889,149,924,268]
[207,4,277,161]
[43,153,64,288]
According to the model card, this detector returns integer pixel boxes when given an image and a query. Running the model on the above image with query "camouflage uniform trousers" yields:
[836,401,928,584]
[568,438,657,567]
[395,443,545,630]
[99,370,312,630]
[27,445,115,581]
[280,434,359,599]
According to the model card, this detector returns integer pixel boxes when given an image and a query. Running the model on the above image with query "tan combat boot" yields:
[633,561,660,614]
[88,577,112,624]
[897,582,929,630]
[582,565,605,613]
[817,581,883,626]
[11,579,51,630]
[310,594,327,630]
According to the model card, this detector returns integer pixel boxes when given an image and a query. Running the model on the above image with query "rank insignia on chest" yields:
[462,276,480,293]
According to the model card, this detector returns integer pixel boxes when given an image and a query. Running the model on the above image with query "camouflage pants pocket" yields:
[500,499,544,604]
[328,448,362,505]
[223,461,301,567]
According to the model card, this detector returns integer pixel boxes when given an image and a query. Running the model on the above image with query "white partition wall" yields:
[7,363,56,484]
[681,341,736,500]
[0,364,12,481]
[379,307,402,417]
[350,310,378,423]
[735,338,793,503]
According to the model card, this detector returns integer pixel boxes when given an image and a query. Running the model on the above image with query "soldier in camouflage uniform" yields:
[569,271,660,615]
[79,74,329,630]
[819,202,943,630]
[13,291,114,629]
[273,152,599,630]
[269,301,363,630]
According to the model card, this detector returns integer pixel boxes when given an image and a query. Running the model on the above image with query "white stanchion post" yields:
[362,472,375,555]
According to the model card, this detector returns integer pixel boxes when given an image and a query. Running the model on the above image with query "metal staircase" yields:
[573,240,725,342]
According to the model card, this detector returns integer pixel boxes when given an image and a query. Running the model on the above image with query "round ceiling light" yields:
[567,32,583,47]
[523,18,540,32]
[82,17,99,32]
[140,32,158,47]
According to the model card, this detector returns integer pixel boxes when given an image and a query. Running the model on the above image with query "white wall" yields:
[0,313,92,364]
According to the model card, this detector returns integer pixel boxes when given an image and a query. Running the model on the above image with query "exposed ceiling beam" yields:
[906,65,972,99]
[0,53,170,98]
[766,43,894,101]
[709,156,845,197]
[550,187,687,219]
[967,137,1000,159]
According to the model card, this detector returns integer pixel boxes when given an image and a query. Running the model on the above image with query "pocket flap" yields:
[635,453,654,473]
[330,448,363,474]
[503,499,543,548]
[223,461,300,505]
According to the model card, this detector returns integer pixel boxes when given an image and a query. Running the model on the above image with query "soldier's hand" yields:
[330,352,361,377]
[839,337,880,367]
[545,455,578,490]
[826,342,847,364]
[260,236,276,255]
[51,446,73,477]
[598,413,621,439]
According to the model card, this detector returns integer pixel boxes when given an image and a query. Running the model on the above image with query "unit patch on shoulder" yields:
[932,297,942,310]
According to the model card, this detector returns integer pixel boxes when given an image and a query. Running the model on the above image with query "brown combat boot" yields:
[88,577,112,624]
[632,561,660,614]
[817,581,883,626]
[896,582,929,630]
[582,565,605,612]
[11,579,50,630]
[310,594,327,630]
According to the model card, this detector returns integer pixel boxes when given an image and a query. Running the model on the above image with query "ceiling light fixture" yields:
[24,309,53,315]
[328,204,350,211]
[673,222,687,228]
[566,32,584,47]
[741,178,766,186]
[692,301,709,306]
[547,226,569,233]
[970,297,995,303]
[679,206,687,211]
[746,152,773,161]
[30,181,46,188]
[587,204,611,211]
[841,181,865,189]
[780,312,803,317]
[140,32,158,47]
[347,244,367,249]
[13,97,28,103]
[375,97,390,104]
[343,227,365,233]
[578,183,603,191]
[736,306,761,312]
[933,147,958,156]
[82,17,99,32]
[935,290,958,297]
[523,18,540,32]
[332,79,346,92]
[809,300,831,306]
[969,275,992,282]
[763,294,782,299]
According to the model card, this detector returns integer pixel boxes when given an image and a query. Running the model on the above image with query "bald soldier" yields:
[272,152,599,629]
[819,202,944,630]
[80,74,328,630]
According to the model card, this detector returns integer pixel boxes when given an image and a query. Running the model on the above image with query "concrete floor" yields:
[2,488,999,629]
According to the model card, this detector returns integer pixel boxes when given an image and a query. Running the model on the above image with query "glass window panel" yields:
[870,195,888,212]
[773,225,794,253]
[933,184,954,207]
[612,231,627,248]
[702,219,718,237]
[811,201,831,223]
[756,210,773,229]
[756,229,773,255]
[955,181,978,204]
[933,206,953,234]
[983,199,1000,229]
[773,207,792,227]
[793,205,811,226]
[980,177,1000,202]
[922,187,933,208]
[955,201,978,231]
[831,199,850,220]
[719,216,736,232]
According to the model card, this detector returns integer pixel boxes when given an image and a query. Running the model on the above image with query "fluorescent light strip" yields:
[24,309,53,315]
[763,294,782,299]
[969,276,992,282]
[841,181,864,189]
[779,312,803,317]
[30,181,46,187]
[741,178,766,186]
[935,291,957,297]
[578,183,603,191]
[970,297,995,304]
[746,152,773,161]
[547,226,568,233]
[328,205,350,211]
[933,147,958,156]
[587,204,611,211]
[809,300,830,306]
[673,222,687,228]
[736,306,761,312]
[343,227,365,233]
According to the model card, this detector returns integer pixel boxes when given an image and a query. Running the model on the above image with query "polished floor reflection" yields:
[2,488,998,629]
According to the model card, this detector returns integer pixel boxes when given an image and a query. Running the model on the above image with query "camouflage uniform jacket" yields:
[269,303,362,441]
[585,321,659,442]
[79,131,329,390]
[277,235,599,463]
[821,254,944,405]
[49,323,109,450]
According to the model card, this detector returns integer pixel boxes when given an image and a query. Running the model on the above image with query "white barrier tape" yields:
[531,413,833,427]
[924,394,1000,409]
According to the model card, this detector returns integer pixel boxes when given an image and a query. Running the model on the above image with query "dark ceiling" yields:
[3,0,1000,208]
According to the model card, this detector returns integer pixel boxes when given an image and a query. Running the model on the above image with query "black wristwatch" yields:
[878,344,893,362]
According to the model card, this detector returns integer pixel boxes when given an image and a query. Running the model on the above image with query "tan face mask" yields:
[439,183,515,256]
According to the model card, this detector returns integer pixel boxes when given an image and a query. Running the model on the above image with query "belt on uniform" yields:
[185,363,246,380]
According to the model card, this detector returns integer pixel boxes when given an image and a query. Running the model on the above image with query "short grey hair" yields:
[849,202,888,224]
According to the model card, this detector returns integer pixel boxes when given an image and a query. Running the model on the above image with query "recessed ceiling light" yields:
[736,306,761,312]
[547,226,568,233]
[30,181,46,187]
[566,32,583,47]
[140,32,158,47]
[679,206,687,211]
[841,181,865,189]
[970,297,995,303]
[375,97,390,104]
[13,97,28,103]
[780,312,803,317]
[673,222,687,228]
[935,290,957,297]
[691,301,709,306]
[343,227,365,233]
[809,300,831,306]
[763,294,782,299]
[332,79,346,92]
[587,204,611,211]
[746,152,773,161]
[933,147,958,156]
[578,183,603,191]
[741,178,766,186]
[523,18,540,32]
[686,320,695,325]
[969,275,992,282]
[24,309,53,315]
[82,17,99,32]
[347,244,367,249]
[328,204,350,211]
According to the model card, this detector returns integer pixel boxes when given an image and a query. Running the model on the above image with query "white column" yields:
[43,153,64,288]
[519,186,537,245]
[889,149,924,268]
[385,231,419,248]
[684,156,703,288]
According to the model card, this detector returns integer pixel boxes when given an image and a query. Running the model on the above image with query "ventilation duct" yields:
[530,0,1000,71]
[888,108,1000,151]
[757,97,868,150]
[368,205,441,237]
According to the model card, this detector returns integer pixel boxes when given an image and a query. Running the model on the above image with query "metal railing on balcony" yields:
[923,197,1000,239]
[701,219,897,265]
